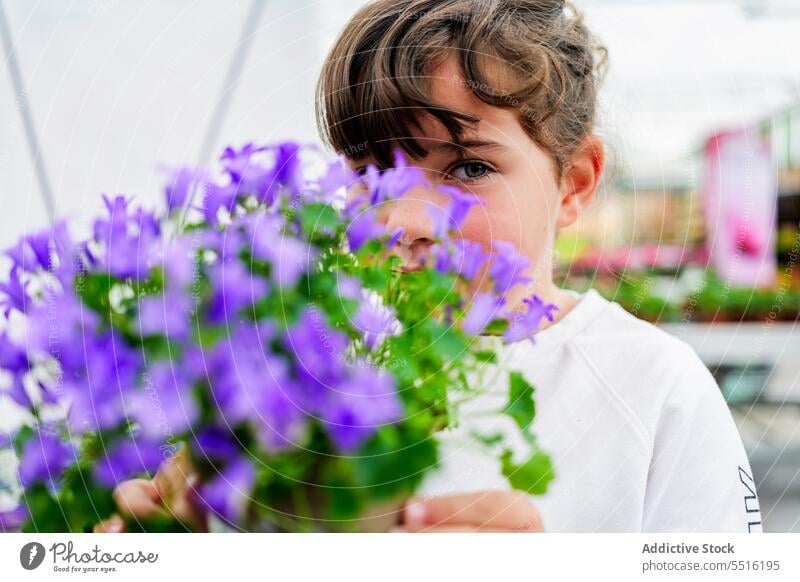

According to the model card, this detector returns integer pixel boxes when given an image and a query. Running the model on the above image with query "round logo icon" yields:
[20,542,46,570]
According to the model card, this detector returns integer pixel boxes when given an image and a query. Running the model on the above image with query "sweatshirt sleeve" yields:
[641,344,763,533]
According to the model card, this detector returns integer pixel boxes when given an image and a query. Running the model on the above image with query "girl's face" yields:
[345,56,602,308]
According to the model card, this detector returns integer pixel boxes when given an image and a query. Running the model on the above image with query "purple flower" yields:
[206,260,269,323]
[315,157,356,202]
[387,227,405,248]
[200,456,256,526]
[192,427,239,462]
[221,142,304,206]
[503,294,559,343]
[201,183,238,226]
[439,185,483,231]
[159,165,209,213]
[92,436,164,488]
[152,235,197,291]
[210,326,303,439]
[250,227,316,288]
[0,505,28,532]
[221,143,267,182]
[370,149,427,204]
[212,226,246,264]
[352,301,398,349]
[137,292,193,339]
[283,307,348,386]
[317,366,402,453]
[433,239,488,281]
[3,223,67,273]
[346,209,385,252]
[251,376,308,452]
[336,275,362,300]
[125,362,199,440]
[2,373,31,408]
[0,266,28,316]
[93,195,160,280]
[489,241,532,294]
[426,203,450,239]
[206,322,307,449]
[24,292,99,369]
[269,141,305,196]
[58,331,142,434]
[4,237,39,272]
[355,164,381,205]
[17,429,76,489]
[0,331,30,375]
[462,293,506,336]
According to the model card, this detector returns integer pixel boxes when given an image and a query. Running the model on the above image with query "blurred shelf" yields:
[659,322,800,403]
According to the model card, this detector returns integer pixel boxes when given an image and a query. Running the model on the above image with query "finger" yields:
[152,451,207,530]
[403,491,543,532]
[93,514,126,533]
[112,479,165,520]
[169,475,208,532]
[153,448,195,499]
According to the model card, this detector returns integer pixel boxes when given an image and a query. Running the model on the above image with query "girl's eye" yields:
[449,160,494,182]
[354,165,386,177]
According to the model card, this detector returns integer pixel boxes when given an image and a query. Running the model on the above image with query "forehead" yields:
[403,56,524,159]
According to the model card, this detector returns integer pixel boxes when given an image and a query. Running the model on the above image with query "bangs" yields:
[319,74,479,169]
[315,3,485,168]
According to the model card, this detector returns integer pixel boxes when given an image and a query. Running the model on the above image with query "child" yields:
[98,0,762,533]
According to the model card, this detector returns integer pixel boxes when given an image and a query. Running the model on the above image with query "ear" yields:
[555,134,605,229]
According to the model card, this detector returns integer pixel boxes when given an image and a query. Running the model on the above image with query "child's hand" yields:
[94,448,207,532]
[392,491,544,532]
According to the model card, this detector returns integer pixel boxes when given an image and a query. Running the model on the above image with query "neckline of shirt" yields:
[478,287,611,356]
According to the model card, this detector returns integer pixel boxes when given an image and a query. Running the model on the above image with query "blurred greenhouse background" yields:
[2,0,800,531]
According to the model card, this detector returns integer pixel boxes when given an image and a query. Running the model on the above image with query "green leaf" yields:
[20,483,70,532]
[503,371,536,437]
[351,427,438,500]
[469,432,505,448]
[482,318,509,336]
[500,448,555,495]
[425,324,468,362]
[473,349,497,364]
[75,272,116,313]
[298,204,340,238]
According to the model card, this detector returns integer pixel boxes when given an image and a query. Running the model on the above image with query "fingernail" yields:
[107,516,123,533]
[404,498,426,526]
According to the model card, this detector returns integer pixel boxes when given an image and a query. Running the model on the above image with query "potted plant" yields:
[0,142,555,532]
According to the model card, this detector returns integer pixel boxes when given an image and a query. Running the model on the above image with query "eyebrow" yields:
[430,139,508,155]
[350,138,507,167]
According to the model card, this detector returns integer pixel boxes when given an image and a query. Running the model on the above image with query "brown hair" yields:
[315,0,608,179]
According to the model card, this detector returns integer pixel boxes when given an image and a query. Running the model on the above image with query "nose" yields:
[382,184,446,270]
[392,230,434,272]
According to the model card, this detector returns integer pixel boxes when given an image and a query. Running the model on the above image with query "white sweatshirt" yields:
[417,288,763,533]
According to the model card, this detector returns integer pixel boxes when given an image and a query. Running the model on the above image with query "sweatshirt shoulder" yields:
[575,293,702,377]
[568,293,718,441]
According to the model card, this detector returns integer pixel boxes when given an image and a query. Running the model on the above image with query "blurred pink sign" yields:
[702,128,777,288]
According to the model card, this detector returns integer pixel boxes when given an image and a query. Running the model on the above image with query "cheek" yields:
[456,178,559,272]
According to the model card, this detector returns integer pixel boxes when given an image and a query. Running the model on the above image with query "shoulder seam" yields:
[572,340,653,455]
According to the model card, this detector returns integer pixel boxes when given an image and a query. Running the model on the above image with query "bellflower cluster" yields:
[0,141,555,532]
